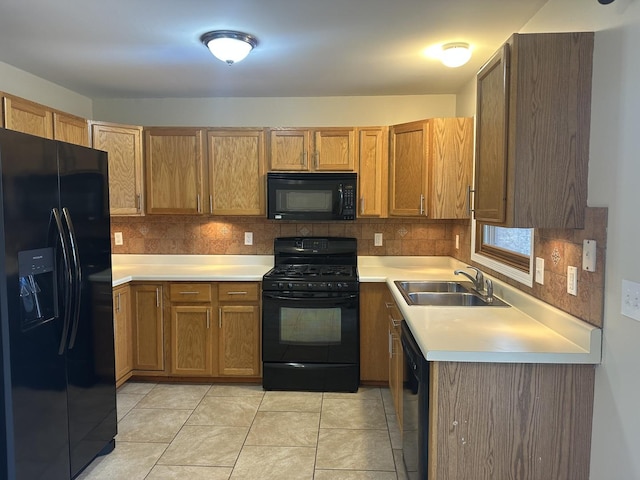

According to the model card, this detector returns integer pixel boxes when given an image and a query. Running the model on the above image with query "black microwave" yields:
[267,172,357,221]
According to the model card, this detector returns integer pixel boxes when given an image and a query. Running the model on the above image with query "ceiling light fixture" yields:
[440,43,471,68]
[200,30,258,65]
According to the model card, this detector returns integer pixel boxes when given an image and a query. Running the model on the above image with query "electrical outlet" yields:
[374,233,383,247]
[567,266,578,296]
[114,232,123,246]
[621,279,640,321]
[244,232,253,245]
[455,234,460,250]
[535,257,544,285]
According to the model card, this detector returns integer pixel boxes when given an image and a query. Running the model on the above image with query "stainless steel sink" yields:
[395,280,510,307]
[405,292,508,307]
[394,280,473,293]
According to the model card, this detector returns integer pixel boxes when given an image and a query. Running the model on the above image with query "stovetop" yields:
[264,236,359,292]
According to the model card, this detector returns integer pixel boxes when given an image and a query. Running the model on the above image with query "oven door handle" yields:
[263,292,358,302]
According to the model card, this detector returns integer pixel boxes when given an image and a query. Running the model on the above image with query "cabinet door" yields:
[170,306,213,376]
[359,283,390,383]
[91,122,144,215]
[474,44,510,224]
[132,284,165,371]
[3,96,53,139]
[207,129,265,215]
[386,294,403,424]
[145,128,204,214]
[53,112,89,146]
[113,285,133,384]
[389,121,429,216]
[269,129,310,171]
[430,117,474,219]
[313,128,356,171]
[357,127,388,218]
[218,305,260,376]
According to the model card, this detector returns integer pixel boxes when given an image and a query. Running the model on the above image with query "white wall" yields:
[521,0,640,478]
[0,61,93,118]
[92,95,456,127]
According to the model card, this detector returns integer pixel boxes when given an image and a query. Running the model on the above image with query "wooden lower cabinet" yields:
[386,290,404,425]
[218,305,260,376]
[131,283,165,372]
[113,285,133,386]
[171,305,214,376]
[428,362,595,480]
[217,282,261,378]
[359,283,390,384]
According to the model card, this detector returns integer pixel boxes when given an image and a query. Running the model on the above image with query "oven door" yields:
[262,291,359,364]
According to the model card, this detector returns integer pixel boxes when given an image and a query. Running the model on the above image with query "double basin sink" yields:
[394,280,510,307]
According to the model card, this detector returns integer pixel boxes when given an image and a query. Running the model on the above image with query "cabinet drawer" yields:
[218,282,259,302]
[169,283,212,302]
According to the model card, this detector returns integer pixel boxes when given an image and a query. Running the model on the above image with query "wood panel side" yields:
[359,283,390,383]
[433,362,595,480]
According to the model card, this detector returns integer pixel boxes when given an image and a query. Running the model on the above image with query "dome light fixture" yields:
[440,42,471,68]
[200,30,258,65]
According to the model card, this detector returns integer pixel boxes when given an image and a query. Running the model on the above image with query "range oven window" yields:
[280,306,342,345]
[276,190,333,213]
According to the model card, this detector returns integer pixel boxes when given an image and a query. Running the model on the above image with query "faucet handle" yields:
[466,265,484,285]
[485,279,493,301]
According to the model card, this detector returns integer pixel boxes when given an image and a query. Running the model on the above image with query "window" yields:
[471,221,534,287]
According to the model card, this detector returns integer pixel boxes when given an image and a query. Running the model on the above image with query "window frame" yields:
[470,219,534,287]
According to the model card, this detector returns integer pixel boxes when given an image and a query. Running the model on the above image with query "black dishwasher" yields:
[401,321,430,480]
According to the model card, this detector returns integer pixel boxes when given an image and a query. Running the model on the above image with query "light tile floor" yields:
[77,382,408,480]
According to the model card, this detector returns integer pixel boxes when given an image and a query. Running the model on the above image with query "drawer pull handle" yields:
[384,302,395,309]
[225,291,247,295]
[179,291,200,295]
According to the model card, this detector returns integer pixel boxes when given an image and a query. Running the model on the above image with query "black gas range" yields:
[262,237,359,392]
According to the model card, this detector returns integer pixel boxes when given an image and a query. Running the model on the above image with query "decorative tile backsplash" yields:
[111,207,607,327]
[450,207,608,328]
[110,216,461,257]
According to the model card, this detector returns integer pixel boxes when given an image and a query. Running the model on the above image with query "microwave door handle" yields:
[338,184,344,214]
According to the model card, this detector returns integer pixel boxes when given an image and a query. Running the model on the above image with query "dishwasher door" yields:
[401,321,429,480]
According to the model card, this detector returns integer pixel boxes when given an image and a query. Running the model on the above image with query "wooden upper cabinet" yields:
[53,112,89,146]
[207,129,266,216]
[474,32,594,228]
[2,94,89,146]
[313,128,356,171]
[269,129,310,171]
[389,120,429,217]
[268,128,356,171]
[357,127,388,218]
[430,117,473,219]
[144,127,205,215]
[3,95,53,139]
[91,121,144,216]
[390,118,473,219]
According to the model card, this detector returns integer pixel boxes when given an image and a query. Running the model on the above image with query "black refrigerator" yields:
[0,128,117,479]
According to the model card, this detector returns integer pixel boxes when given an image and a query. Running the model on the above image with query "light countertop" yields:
[111,254,602,365]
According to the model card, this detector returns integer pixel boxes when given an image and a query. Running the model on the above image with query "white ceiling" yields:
[0,0,548,99]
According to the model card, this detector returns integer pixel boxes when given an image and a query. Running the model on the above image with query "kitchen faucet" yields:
[454,266,494,302]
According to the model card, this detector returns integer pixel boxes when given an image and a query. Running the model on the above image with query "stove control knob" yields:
[307,283,313,289]
[278,282,284,289]
[327,283,333,289]
[288,283,294,290]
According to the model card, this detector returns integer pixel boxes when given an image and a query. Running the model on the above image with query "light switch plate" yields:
[535,257,544,285]
[567,266,578,296]
[114,232,123,246]
[244,232,253,245]
[374,233,383,247]
[621,279,640,321]
[455,234,460,250]
[583,239,596,271]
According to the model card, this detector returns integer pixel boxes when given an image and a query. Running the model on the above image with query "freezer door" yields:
[0,128,71,480]
[58,142,116,477]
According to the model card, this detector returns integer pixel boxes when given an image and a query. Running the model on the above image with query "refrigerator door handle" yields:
[63,207,82,350]
[52,208,73,355]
